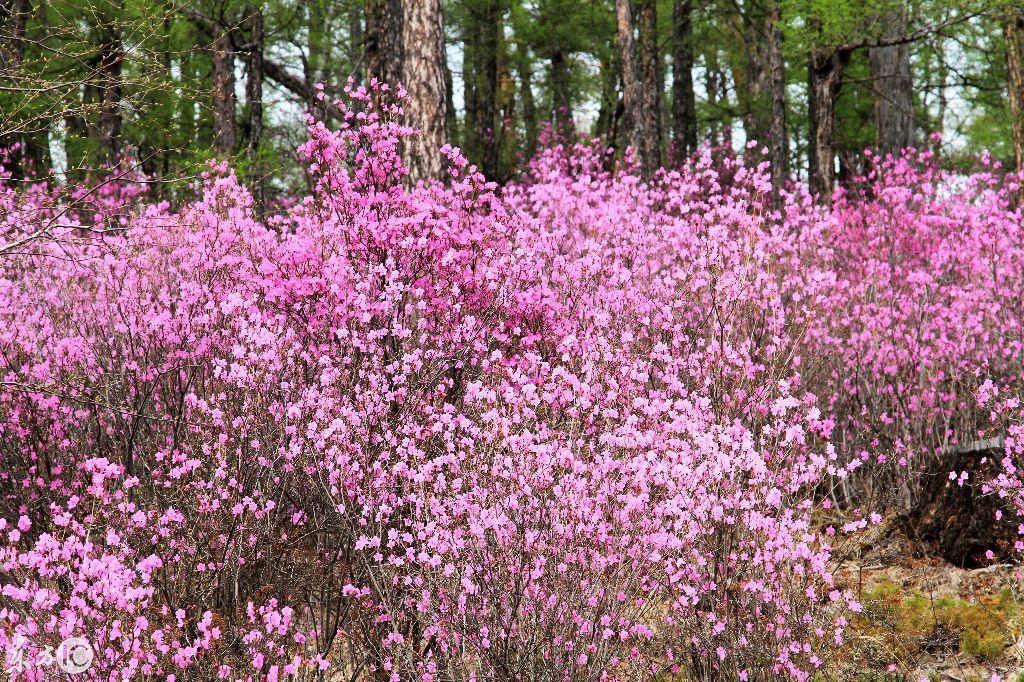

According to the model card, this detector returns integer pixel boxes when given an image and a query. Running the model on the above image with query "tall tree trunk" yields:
[212,26,237,156]
[636,0,662,169]
[445,60,457,147]
[366,0,403,87]
[807,46,847,202]
[869,7,915,155]
[1006,5,1024,173]
[550,46,573,135]
[463,0,501,178]
[705,48,723,146]
[349,3,363,83]
[0,0,28,69]
[616,0,657,178]
[766,3,787,206]
[400,0,447,182]
[672,0,697,157]
[738,32,769,147]
[97,9,123,162]
[0,0,33,176]
[517,45,538,158]
[305,0,327,119]
[247,7,265,211]
[595,49,619,141]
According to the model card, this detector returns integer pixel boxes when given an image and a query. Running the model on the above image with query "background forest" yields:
[1,0,1023,202]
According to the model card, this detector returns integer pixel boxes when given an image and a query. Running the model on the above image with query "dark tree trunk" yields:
[349,3,363,83]
[366,0,403,88]
[445,60,457,147]
[0,0,35,177]
[636,0,662,169]
[1006,5,1024,173]
[766,4,787,206]
[738,32,769,148]
[672,0,697,157]
[97,11,123,162]
[616,0,657,178]
[400,0,447,182]
[807,46,848,202]
[550,46,573,135]
[595,49,618,141]
[212,26,237,156]
[705,48,724,146]
[869,8,915,155]
[463,0,501,178]
[0,0,28,68]
[517,45,538,159]
[247,7,264,211]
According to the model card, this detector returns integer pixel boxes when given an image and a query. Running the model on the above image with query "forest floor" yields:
[834,518,1024,681]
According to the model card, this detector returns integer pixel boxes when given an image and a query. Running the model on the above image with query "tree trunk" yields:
[595,48,619,141]
[869,8,915,155]
[212,26,237,156]
[247,7,265,211]
[463,0,501,178]
[400,0,447,182]
[636,0,662,170]
[97,11,123,162]
[0,0,34,177]
[550,46,573,135]
[616,0,657,178]
[517,45,538,159]
[0,0,28,69]
[766,3,787,207]
[349,3,363,84]
[705,48,724,146]
[366,0,403,87]
[807,46,847,202]
[1006,5,1024,173]
[672,0,697,157]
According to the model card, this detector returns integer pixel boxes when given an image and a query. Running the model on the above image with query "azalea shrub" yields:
[0,85,1022,681]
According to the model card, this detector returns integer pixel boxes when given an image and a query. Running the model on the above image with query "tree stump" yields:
[900,438,1016,568]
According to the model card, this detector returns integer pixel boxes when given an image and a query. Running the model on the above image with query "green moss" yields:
[850,579,1017,667]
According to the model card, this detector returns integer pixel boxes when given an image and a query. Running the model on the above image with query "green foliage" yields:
[848,578,1018,672]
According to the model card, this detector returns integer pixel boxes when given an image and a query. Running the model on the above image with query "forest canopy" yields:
[1,0,1022,202]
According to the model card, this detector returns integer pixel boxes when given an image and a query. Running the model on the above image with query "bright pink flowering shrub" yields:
[803,152,1024,504]
[1,86,1022,681]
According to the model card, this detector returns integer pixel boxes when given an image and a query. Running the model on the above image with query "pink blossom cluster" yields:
[806,151,1024,503]
[2,85,1023,681]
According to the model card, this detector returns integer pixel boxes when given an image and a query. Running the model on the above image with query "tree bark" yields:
[672,0,697,157]
[616,0,657,178]
[348,3,363,84]
[400,0,447,182]
[97,10,123,162]
[1006,5,1024,173]
[807,46,848,202]
[462,0,501,178]
[636,0,662,169]
[366,0,403,87]
[247,7,264,211]
[550,46,573,135]
[869,7,915,155]
[0,0,28,69]
[766,4,787,206]
[212,26,237,156]
[517,44,538,159]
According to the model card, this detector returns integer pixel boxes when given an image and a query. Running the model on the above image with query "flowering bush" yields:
[1,86,1022,681]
